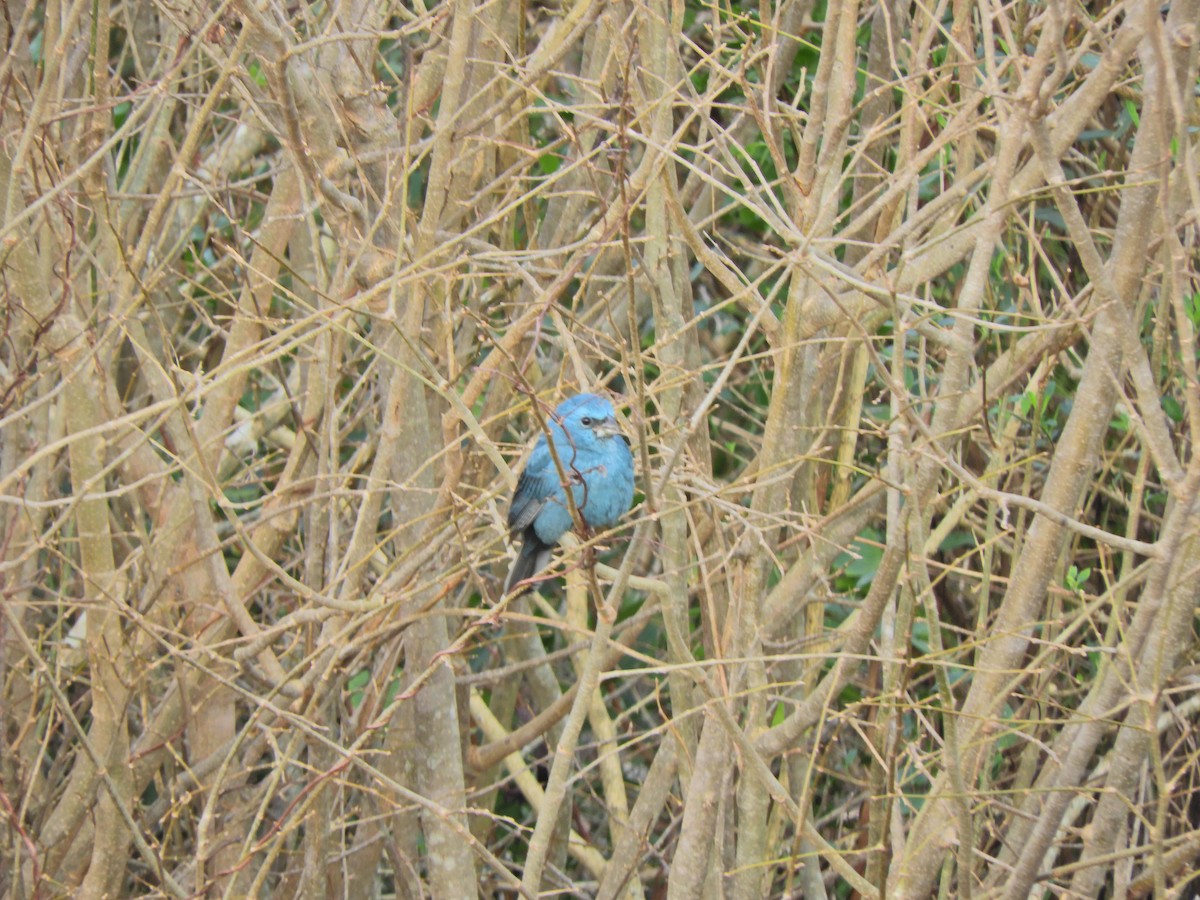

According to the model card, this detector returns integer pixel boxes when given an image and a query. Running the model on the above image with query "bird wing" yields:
[507,440,557,535]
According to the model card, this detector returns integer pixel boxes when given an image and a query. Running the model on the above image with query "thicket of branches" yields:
[2,0,1198,897]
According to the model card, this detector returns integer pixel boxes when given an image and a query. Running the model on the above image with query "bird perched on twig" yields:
[503,393,635,595]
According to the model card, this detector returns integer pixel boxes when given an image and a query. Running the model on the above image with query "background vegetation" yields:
[2,0,1198,897]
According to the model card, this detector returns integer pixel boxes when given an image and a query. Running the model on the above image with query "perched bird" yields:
[504,393,635,595]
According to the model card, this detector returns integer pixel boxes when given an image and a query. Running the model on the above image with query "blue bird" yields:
[504,393,635,595]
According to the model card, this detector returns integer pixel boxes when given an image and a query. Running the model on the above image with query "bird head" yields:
[553,393,625,447]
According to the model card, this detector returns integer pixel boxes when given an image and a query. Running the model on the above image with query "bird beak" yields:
[594,416,624,438]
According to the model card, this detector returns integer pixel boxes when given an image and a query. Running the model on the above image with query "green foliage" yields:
[833,529,884,594]
[1064,565,1090,595]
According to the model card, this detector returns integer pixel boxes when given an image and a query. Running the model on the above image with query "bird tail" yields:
[503,539,552,596]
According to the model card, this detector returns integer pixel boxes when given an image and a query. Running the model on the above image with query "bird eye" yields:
[579,416,593,426]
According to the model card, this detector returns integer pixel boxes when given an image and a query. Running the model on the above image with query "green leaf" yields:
[1123,97,1140,128]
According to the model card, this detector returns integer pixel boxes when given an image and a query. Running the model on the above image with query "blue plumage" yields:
[504,393,635,594]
